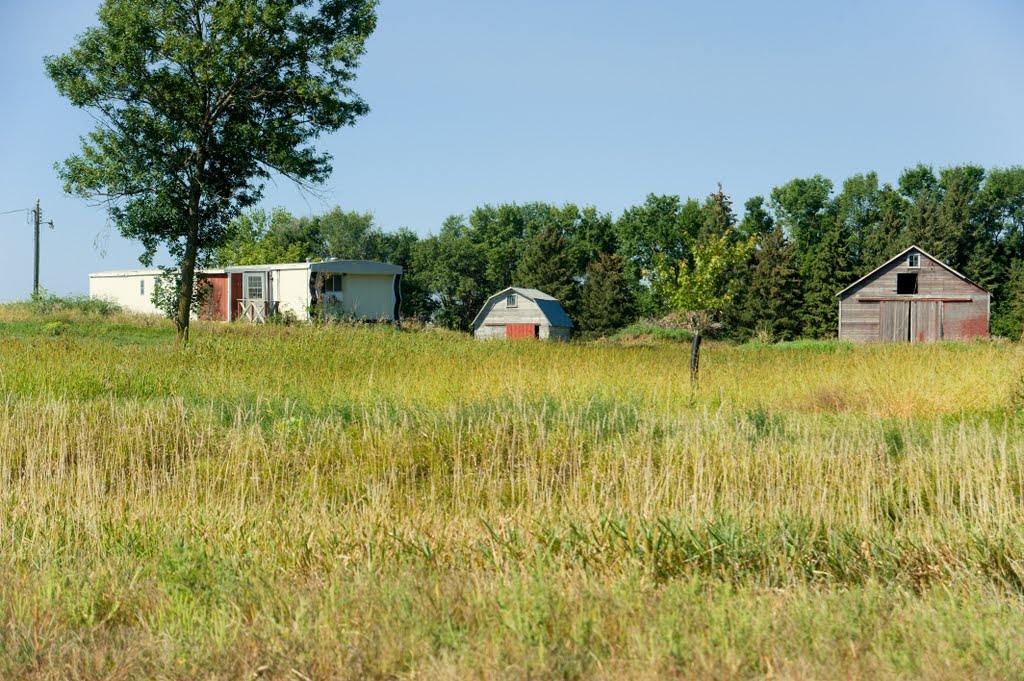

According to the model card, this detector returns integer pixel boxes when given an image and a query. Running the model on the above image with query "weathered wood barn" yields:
[89,259,402,323]
[836,246,989,342]
[472,287,573,340]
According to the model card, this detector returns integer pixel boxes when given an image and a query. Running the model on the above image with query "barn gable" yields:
[472,287,573,340]
[836,245,989,342]
[837,245,987,298]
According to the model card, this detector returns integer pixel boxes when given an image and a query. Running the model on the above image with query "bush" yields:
[151,272,213,320]
[611,318,694,344]
[267,309,299,326]
[26,289,121,316]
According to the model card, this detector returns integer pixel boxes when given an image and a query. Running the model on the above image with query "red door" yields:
[200,273,228,321]
[230,273,243,320]
[506,324,538,340]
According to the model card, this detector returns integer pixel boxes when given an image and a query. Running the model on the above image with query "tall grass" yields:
[0,306,1023,678]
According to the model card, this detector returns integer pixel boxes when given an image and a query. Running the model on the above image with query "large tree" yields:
[770,175,834,264]
[213,208,311,266]
[576,253,635,337]
[736,225,803,342]
[514,224,579,315]
[412,217,488,331]
[46,0,377,341]
[615,194,702,316]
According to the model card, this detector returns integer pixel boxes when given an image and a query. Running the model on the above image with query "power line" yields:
[1,202,55,293]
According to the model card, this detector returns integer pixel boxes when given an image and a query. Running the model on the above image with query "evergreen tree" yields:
[737,196,774,239]
[800,219,855,338]
[576,253,635,336]
[899,165,944,257]
[737,226,803,341]
[514,225,579,314]
[699,184,736,243]
[994,258,1024,340]
[859,185,908,273]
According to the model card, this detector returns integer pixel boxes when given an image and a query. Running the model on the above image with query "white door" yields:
[243,271,267,321]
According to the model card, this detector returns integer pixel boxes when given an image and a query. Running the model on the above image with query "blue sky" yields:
[0,0,1021,297]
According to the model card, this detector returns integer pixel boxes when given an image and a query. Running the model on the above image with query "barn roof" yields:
[835,245,988,298]
[472,287,574,329]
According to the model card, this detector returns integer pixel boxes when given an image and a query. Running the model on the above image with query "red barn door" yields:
[506,324,538,340]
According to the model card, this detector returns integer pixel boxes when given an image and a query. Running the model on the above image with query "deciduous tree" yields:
[648,233,753,387]
[46,0,377,341]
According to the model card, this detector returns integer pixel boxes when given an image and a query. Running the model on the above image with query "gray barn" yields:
[836,245,989,342]
[472,287,573,340]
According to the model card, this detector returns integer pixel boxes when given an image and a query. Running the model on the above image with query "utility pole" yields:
[33,198,40,295]
[29,199,54,296]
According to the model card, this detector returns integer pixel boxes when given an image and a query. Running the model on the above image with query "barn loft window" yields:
[908,253,921,268]
[139,279,145,296]
[896,272,918,295]
[507,293,518,308]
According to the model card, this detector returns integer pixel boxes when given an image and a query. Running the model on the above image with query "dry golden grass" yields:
[0,307,1023,679]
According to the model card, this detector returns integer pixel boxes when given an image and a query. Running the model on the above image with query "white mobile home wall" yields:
[88,270,164,315]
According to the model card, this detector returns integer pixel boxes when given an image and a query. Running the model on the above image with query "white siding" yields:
[89,272,163,315]
[342,274,397,321]
[474,297,549,328]
[473,292,574,340]
[476,324,507,340]
[275,267,312,321]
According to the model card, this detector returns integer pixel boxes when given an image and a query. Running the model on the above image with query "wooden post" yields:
[689,331,701,385]
[689,317,703,406]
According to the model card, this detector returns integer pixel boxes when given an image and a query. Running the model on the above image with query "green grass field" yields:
[2,305,1024,679]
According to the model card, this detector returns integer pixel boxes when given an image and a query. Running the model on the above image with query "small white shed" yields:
[472,287,573,340]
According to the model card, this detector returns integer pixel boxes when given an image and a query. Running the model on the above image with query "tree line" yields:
[214,164,1024,340]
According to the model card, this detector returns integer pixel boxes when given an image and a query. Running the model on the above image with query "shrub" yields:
[26,289,121,316]
[151,272,212,320]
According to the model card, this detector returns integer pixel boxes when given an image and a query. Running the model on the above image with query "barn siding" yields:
[473,288,573,340]
[838,248,989,342]
[839,297,880,341]
[943,299,990,339]
[476,297,550,326]
[476,324,507,340]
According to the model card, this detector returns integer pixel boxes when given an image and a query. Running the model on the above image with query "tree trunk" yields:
[176,182,202,344]
[689,328,702,386]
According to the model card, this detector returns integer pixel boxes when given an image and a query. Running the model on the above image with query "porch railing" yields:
[237,299,280,323]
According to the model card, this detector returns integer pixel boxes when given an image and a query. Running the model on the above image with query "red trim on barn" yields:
[506,324,538,340]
